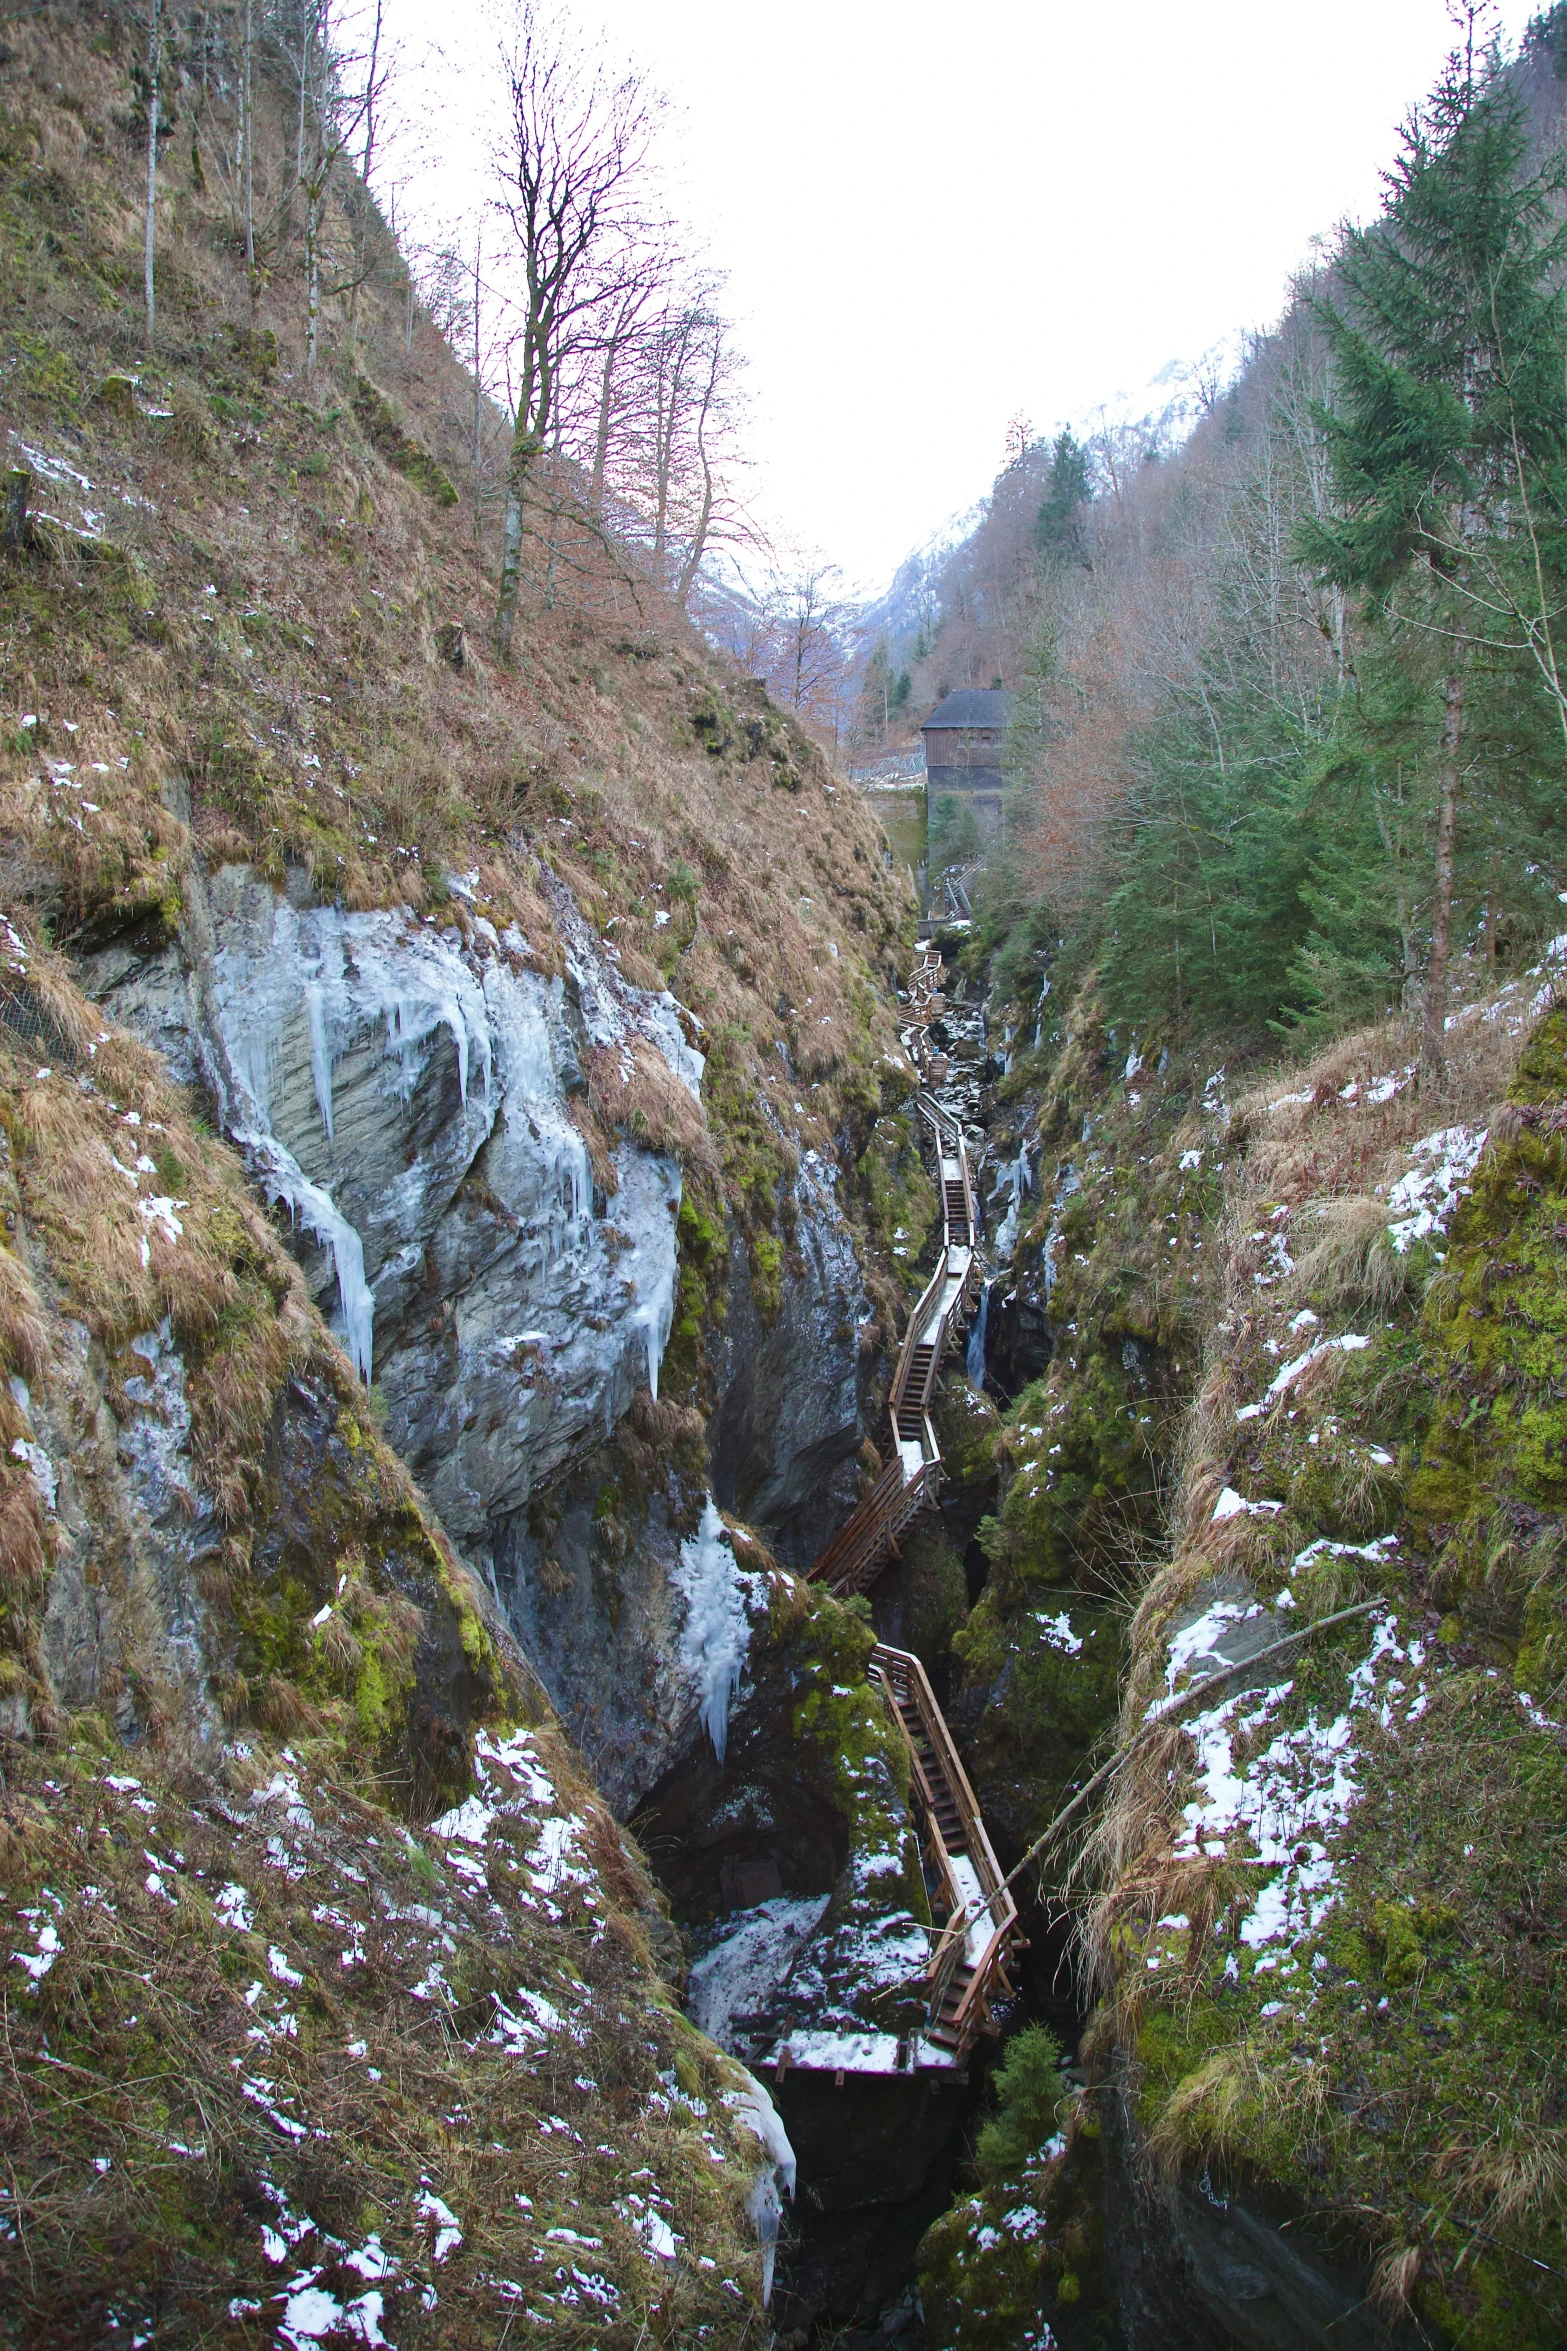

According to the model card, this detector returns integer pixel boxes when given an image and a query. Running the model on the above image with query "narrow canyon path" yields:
[775,941,1023,2080]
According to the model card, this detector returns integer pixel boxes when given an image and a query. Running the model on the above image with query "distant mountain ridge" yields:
[858,332,1249,654]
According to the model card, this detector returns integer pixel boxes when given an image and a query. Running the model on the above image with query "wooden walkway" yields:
[768,950,1021,2080]
[874,1644,1021,2065]
[768,1643,1023,2078]
[809,950,976,1600]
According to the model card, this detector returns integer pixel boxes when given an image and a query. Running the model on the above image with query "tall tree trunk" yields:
[305,187,321,374]
[675,451,713,608]
[471,236,484,549]
[347,0,382,357]
[1419,669,1464,1090]
[143,0,161,341]
[590,338,616,518]
[495,430,540,665]
[495,320,549,662]
[652,365,671,591]
[496,485,524,662]
[242,0,256,308]
[296,20,309,185]
[542,420,564,611]
[1484,873,1501,970]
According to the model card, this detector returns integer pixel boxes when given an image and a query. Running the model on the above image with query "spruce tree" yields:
[1034,430,1091,566]
[1297,23,1567,1084]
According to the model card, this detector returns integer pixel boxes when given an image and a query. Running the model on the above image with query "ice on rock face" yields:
[629,1161,683,1399]
[990,1141,1033,1261]
[675,1499,765,1763]
[177,868,705,1530]
[243,1127,375,1382]
[304,982,335,1144]
[485,969,593,1239]
[966,1277,991,1387]
[642,991,705,1098]
[725,2067,797,2310]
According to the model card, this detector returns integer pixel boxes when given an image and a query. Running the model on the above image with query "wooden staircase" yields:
[808,1085,977,1597]
[765,1645,1023,2079]
[808,950,978,1600]
[872,1644,1022,2066]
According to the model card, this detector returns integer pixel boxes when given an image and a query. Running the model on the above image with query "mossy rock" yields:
[1406,1006,1567,1624]
[871,1523,969,1669]
[352,373,458,507]
[951,1584,1122,1848]
[93,372,136,417]
[931,1376,1000,1491]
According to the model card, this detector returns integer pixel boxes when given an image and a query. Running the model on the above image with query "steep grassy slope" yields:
[0,3,916,1375]
[0,8,931,2340]
[923,936,1567,2346]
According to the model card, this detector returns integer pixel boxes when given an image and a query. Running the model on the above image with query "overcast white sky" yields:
[380,0,1539,598]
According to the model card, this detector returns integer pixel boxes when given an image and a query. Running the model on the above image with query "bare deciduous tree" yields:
[282,0,388,377]
[491,5,661,663]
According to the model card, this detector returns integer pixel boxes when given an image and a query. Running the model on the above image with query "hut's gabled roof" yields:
[921,688,1010,730]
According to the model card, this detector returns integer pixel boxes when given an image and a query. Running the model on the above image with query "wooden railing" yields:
[809,1454,937,1596]
[872,1643,1022,2066]
[808,1002,978,1598]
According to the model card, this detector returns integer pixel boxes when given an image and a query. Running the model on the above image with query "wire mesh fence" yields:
[0,976,78,1070]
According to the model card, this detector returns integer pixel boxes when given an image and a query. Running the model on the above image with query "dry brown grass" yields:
[1292,1192,1419,1312]
[0,1727,768,2346]
[0,1241,49,1380]
[0,5,914,1271]
[587,1035,714,1173]
[1369,2241,1426,2320]
[1452,2125,1567,2233]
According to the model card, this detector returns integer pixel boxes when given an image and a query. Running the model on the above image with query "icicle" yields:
[725,2071,796,2312]
[243,1129,374,1382]
[305,981,334,1145]
[966,1279,991,1388]
[565,1132,591,1225]
[675,1497,756,1764]
[353,930,492,1112]
[630,1168,681,1396]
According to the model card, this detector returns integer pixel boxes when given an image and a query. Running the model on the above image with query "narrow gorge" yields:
[9,7,1567,2350]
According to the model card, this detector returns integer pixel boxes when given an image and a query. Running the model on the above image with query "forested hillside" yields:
[898,16,1567,2349]
[883,20,1567,1078]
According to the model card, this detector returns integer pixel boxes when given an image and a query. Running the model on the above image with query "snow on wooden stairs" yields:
[808,965,979,1601]
[765,1645,1022,2080]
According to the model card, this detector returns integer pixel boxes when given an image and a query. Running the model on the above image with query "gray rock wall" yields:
[708,1150,875,1571]
[14,1309,221,1740]
[79,863,885,1810]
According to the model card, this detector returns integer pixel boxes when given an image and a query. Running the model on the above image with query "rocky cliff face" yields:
[79,851,893,1816]
[85,865,689,1523]
[708,1146,877,1570]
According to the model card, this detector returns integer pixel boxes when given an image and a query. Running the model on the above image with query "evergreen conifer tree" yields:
[1034,430,1091,566]
[1297,20,1567,1083]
